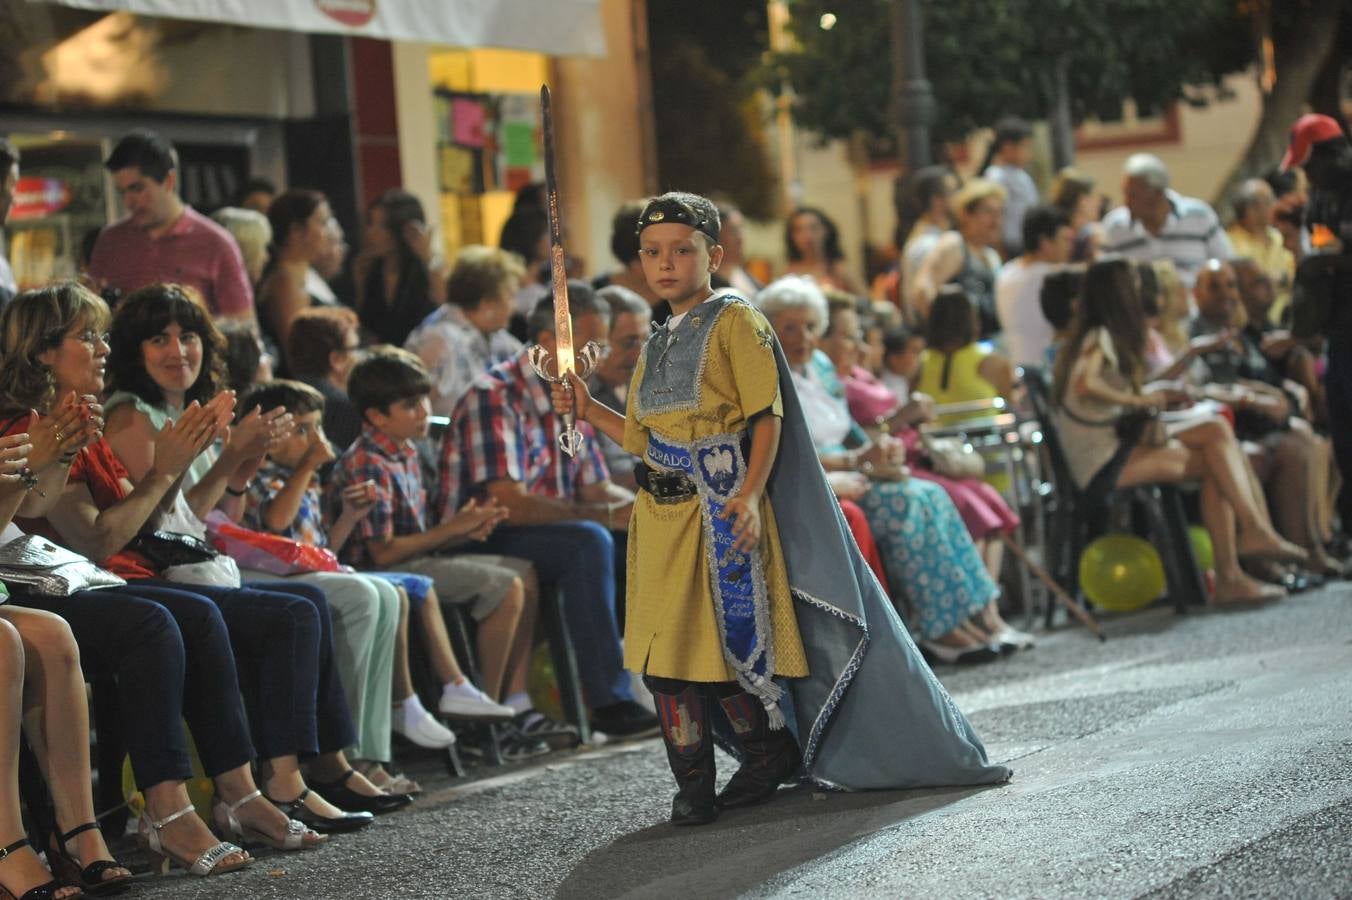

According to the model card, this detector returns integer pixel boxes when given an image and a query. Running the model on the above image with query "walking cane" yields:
[998,532,1106,642]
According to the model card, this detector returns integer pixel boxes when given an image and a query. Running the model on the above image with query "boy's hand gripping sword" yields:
[527,84,601,457]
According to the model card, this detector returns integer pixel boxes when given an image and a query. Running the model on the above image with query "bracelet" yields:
[225,481,250,497]
[605,502,615,531]
[18,467,44,497]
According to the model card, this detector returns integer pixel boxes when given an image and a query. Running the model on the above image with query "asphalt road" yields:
[123,583,1352,899]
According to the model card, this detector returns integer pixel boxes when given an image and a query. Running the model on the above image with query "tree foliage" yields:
[760,0,1260,145]
[646,1,780,219]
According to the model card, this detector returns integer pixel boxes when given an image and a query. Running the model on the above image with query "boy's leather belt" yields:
[635,462,698,504]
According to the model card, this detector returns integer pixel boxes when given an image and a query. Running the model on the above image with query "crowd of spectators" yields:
[0,107,1347,895]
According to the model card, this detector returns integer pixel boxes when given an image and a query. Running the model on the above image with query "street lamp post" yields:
[891,0,935,170]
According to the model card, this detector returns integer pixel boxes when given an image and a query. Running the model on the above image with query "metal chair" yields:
[1022,366,1207,625]
[917,394,1045,614]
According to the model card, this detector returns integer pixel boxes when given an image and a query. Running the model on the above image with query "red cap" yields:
[1280,114,1345,172]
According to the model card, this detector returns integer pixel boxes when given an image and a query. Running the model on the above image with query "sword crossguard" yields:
[526,341,604,457]
[526,341,603,384]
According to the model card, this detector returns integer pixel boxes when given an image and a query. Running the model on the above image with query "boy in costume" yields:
[555,193,1010,827]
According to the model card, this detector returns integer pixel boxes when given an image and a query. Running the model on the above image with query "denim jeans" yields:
[478,521,633,707]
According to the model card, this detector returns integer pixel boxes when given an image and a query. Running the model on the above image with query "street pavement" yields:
[124,583,1352,899]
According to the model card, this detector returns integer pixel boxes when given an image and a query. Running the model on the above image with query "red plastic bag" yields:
[206,513,341,576]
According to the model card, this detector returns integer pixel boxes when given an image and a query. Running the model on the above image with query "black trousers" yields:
[12,577,356,788]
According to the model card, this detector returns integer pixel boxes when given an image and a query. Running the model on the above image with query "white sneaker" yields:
[438,685,516,721]
[392,708,457,748]
[994,627,1036,650]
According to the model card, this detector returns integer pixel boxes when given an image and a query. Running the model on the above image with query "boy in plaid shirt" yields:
[239,378,525,752]
[331,349,576,751]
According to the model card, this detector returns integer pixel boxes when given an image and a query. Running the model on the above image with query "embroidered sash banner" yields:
[647,430,785,726]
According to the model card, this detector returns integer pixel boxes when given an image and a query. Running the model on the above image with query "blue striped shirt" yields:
[1100,189,1232,288]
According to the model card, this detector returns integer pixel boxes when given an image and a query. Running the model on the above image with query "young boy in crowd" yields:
[241,376,556,760]
[331,350,577,751]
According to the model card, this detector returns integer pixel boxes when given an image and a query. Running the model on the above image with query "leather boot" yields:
[716,689,801,809]
[650,681,718,826]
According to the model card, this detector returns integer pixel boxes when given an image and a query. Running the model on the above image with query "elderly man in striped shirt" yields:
[1100,153,1233,290]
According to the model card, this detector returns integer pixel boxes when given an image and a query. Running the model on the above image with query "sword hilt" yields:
[558,411,584,457]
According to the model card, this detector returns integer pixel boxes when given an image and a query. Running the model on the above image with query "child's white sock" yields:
[504,691,532,713]
[397,692,429,726]
[442,679,484,701]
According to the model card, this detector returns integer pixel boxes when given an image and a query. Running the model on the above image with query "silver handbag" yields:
[0,535,127,596]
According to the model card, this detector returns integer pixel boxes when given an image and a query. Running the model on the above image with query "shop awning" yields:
[30,0,607,56]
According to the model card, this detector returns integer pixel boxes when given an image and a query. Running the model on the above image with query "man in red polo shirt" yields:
[88,129,255,322]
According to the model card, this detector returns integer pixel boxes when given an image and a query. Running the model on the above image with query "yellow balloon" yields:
[1079,533,1166,612]
[1188,525,1215,571]
[122,722,215,822]
[527,642,564,722]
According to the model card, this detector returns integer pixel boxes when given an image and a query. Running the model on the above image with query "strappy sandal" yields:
[46,824,131,896]
[213,789,325,851]
[136,803,251,876]
[0,837,78,900]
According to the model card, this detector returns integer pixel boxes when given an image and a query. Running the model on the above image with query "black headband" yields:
[635,198,720,243]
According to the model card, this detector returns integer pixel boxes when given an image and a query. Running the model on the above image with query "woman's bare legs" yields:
[0,617,77,899]
[1119,442,1280,602]
[1173,420,1297,557]
[980,538,1004,581]
[0,608,131,887]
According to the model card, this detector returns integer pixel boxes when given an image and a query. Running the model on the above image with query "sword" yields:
[528,84,601,457]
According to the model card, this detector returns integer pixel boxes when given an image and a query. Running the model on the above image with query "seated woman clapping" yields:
[101,283,407,819]
[0,283,342,876]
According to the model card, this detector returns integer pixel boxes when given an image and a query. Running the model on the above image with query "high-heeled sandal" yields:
[265,788,373,835]
[46,824,131,896]
[0,837,76,900]
[212,789,325,851]
[136,804,251,877]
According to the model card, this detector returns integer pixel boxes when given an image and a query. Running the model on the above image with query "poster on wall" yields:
[6,139,109,290]
[435,89,543,198]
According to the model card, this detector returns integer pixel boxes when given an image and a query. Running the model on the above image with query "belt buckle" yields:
[648,468,696,505]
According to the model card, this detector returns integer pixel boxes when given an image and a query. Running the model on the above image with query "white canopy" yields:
[30,0,607,56]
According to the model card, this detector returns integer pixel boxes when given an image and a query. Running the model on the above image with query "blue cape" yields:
[766,339,1011,790]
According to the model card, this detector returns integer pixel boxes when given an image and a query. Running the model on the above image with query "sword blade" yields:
[541,84,575,377]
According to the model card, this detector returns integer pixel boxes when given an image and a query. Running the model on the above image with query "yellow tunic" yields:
[622,300,808,682]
